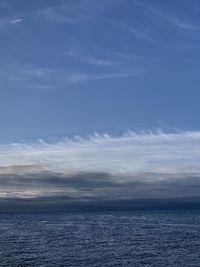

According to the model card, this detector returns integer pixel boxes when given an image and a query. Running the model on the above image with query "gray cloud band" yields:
[0,168,200,200]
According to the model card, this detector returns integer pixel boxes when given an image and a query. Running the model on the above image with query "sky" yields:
[1,0,200,211]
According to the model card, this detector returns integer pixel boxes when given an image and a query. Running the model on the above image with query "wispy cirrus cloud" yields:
[67,50,115,67]
[134,0,196,32]
[0,63,144,89]
[36,0,121,23]
[10,18,24,24]
[0,16,24,29]
[64,70,141,83]
[66,48,150,71]
[114,21,156,42]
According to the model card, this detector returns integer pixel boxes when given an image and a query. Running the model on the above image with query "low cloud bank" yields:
[0,130,200,210]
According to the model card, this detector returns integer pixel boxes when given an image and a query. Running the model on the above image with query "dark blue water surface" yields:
[0,211,200,266]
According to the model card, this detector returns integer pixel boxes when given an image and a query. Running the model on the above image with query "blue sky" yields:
[1,0,200,142]
[1,0,200,208]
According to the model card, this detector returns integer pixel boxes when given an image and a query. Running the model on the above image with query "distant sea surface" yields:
[0,211,200,266]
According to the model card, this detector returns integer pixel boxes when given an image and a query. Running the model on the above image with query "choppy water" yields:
[0,211,200,266]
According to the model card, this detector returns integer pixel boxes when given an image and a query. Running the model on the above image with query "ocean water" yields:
[0,211,200,266]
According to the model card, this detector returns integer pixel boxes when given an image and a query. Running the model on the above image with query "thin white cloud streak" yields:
[10,18,24,24]
[36,0,122,23]
[1,130,200,175]
[117,22,155,42]
[66,49,150,78]
[107,18,164,46]
[67,50,115,67]
[65,70,141,83]
[134,0,196,32]
[0,16,24,29]
[1,64,142,87]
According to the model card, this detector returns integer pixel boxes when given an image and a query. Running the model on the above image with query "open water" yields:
[0,211,200,266]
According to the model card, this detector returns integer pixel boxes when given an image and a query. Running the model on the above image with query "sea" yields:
[0,210,200,266]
